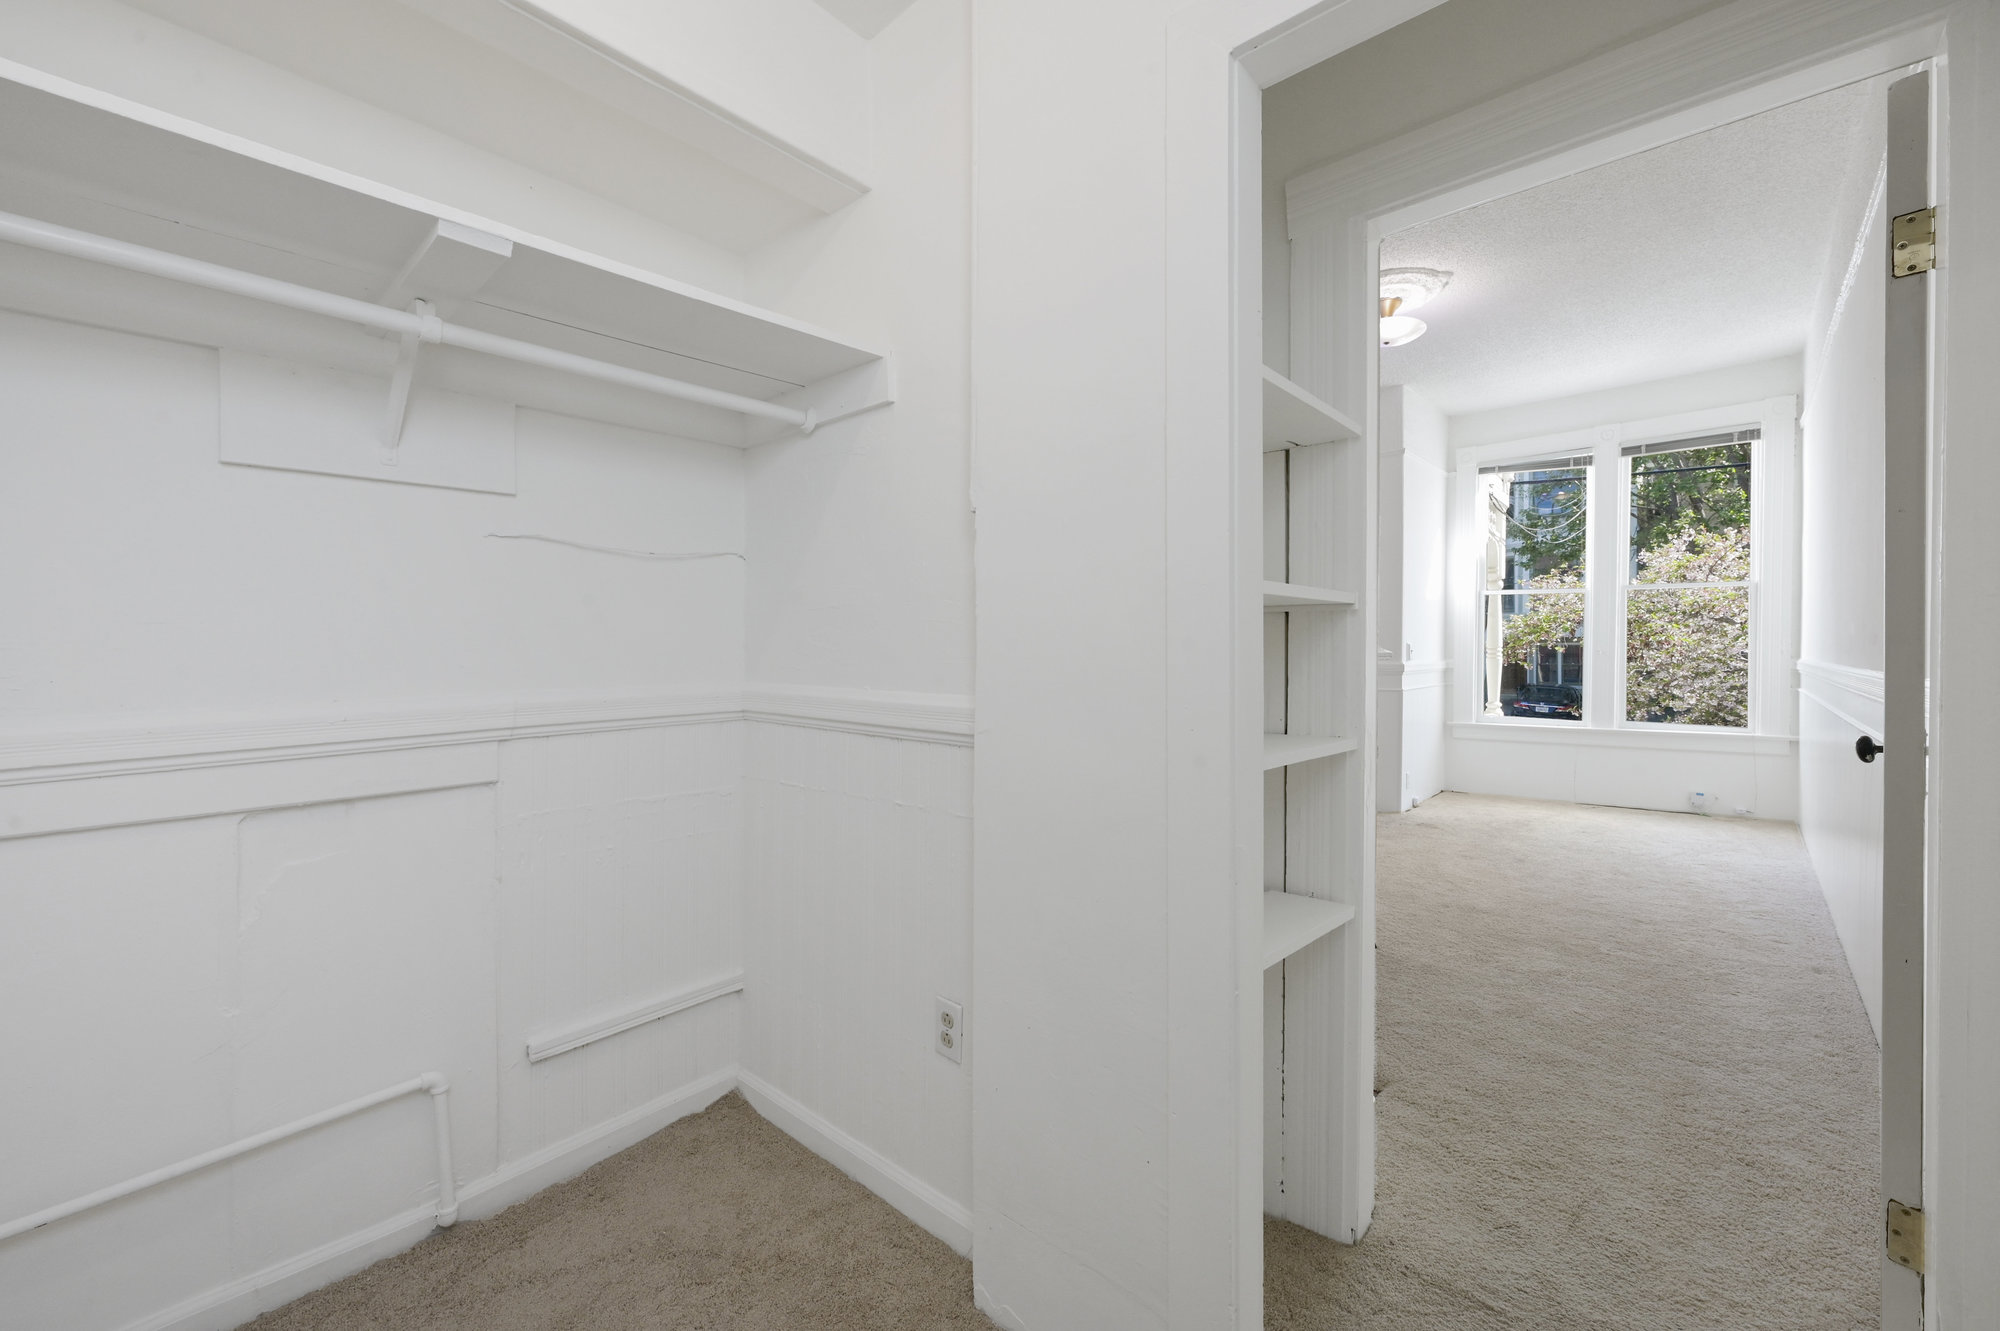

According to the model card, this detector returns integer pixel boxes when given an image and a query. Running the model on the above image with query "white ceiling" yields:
[1379,80,1882,417]
[811,0,920,38]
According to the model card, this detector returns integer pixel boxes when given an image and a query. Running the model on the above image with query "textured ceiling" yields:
[811,0,919,38]
[1380,81,1882,416]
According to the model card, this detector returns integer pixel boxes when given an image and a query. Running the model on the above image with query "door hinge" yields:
[1893,207,1936,277]
[1887,1200,1926,1274]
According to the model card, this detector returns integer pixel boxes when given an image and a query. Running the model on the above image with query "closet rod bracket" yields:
[381,299,445,458]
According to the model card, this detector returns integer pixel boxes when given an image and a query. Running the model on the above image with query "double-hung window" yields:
[1462,401,1788,735]
[1478,457,1590,721]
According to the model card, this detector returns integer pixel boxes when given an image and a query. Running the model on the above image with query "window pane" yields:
[1624,586,1748,727]
[1629,441,1751,583]
[1482,464,1588,590]
[1483,591,1584,721]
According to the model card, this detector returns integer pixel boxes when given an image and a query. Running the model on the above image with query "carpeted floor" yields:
[243,1090,991,1331]
[251,792,1878,1330]
[1267,793,1881,1330]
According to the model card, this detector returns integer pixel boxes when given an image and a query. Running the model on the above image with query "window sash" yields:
[1467,420,1771,733]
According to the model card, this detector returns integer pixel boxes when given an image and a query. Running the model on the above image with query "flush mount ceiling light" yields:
[1379,267,1452,348]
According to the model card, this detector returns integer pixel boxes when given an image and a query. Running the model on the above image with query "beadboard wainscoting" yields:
[1376,660,1448,813]
[0,684,974,1331]
[1797,659,1885,1034]
[1444,722,1801,822]
[741,700,975,1254]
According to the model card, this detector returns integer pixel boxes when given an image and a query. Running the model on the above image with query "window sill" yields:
[1450,721,1796,755]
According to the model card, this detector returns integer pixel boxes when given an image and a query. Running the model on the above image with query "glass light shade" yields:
[1379,267,1452,313]
[1380,313,1427,347]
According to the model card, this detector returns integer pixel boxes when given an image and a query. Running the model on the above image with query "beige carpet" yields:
[251,793,1877,1330]
[1267,793,1881,1329]
[244,1091,990,1331]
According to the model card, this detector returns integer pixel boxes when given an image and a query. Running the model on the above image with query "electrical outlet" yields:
[935,996,964,1064]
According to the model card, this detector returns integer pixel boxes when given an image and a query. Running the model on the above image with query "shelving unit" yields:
[1252,361,1374,1243]
[1262,892,1355,970]
[0,60,893,454]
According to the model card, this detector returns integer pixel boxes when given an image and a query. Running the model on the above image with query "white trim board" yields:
[735,1070,973,1256]
[1283,0,1945,234]
[122,1064,978,1331]
[1449,723,1795,755]
[0,683,976,787]
[129,1069,738,1331]
[1377,660,1448,690]
[743,683,974,746]
[0,743,501,842]
[525,973,745,1063]
[0,688,741,785]
[1797,659,1885,740]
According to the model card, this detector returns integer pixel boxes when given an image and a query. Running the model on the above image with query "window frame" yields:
[1450,396,1798,741]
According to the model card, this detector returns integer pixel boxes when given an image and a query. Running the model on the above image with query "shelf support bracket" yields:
[382,299,444,460]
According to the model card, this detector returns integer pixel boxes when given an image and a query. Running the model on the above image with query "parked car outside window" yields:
[1506,682,1581,720]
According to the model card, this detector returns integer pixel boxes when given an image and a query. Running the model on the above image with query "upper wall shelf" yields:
[1263,367,1359,453]
[1263,581,1356,609]
[0,60,891,448]
[1263,892,1355,969]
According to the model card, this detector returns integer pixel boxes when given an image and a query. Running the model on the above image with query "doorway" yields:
[1224,6,1950,1326]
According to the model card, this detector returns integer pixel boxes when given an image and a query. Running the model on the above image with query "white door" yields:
[1878,66,1930,1331]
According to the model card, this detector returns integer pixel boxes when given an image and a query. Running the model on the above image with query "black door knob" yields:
[1856,734,1884,763]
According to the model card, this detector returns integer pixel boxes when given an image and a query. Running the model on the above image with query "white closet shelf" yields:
[1263,581,1357,609]
[1263,733,1358,770]
[0,61,892,446]
[1262,891,1355,969]
[1263,366,1360,452]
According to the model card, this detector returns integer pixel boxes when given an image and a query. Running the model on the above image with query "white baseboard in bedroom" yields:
[455,1068,737,1223]
[735,1070,973,1256]
[136,1067,739,1331]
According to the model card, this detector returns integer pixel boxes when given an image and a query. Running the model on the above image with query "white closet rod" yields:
[0,208,815,432]
[0,1073,458,1244]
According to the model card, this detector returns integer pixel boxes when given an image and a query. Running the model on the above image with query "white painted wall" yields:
[501,0,874,191]
[737,0,976,1251]
[0,304,748,1329]
[1377,384,1448,811]
[1448,355,1804,452]
[970,1,1175,1322]
[1798,137,1887,1035]
[0,2,978,1323]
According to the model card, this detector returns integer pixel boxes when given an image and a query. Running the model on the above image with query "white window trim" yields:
[1448,395,1798,742]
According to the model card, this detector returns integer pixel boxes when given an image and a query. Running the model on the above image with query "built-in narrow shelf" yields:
[1262,366,1360,452]
[1263,580,1357,609]
[1263,891,1356,969]
[1262,733,1359,770]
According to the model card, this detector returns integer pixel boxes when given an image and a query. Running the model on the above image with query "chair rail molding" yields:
[1376,659,1449,690]
[743,683,974,746]
[0,683,976,791]
[1797,658,1886,738]
[0,687,743,787]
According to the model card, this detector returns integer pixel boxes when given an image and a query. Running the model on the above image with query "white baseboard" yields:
[134,1067,738,1331]
[122,1067,965,1330]
[454,1068,737,1223]
[735,1070,973,1255]
[126,1206,438,1331]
